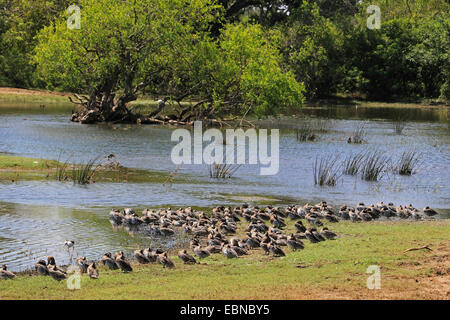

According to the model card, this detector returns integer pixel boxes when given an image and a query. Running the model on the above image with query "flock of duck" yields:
[0,201,439,281]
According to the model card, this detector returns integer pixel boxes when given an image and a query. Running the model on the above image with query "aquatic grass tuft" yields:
[360,151,390,181]
[342,152,365,176]
[349,123,366,144]
[395,150,421,175]
[313,155,341,186]
[55,160,70,181]
[296,122,316,142]
[209,163,241,179]
[71,157,101,184]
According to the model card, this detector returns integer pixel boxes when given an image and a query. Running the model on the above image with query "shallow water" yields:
[0,104,449,270]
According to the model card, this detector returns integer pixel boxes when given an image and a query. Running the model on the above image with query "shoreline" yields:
[1,219,448,300]
[1,87,448,110]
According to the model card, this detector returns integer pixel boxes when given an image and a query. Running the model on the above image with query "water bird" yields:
[222,244,238,259]
[48,265,67,281]
[87,262,99,279]
[193,246,211,259]
[157,252,175,268]
[294,220,307,233]
[287,234,304,251]
[134,249,150,264]
[47,256,66,274]
[320,227,337,240]
[35,259,49,276]
[268,242,285,257]
[101,253,119,270]
[76,257,89,273]
[0,265,15,279]
[423,206,438,216]
[115,253,133,273]
[178,250,197,264]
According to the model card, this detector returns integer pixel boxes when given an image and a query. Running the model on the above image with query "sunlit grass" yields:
[0,220,448,300]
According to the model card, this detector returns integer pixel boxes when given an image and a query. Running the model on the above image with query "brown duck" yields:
[35,259,49,275]
[157,252,175,268]
[115,253,133,273]
[178,250,197,264]
[0,265,15,279]
[101,253,119,270]
[87,262,99,279]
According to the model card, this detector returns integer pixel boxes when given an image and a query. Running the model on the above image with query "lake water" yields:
[0,103,449,270]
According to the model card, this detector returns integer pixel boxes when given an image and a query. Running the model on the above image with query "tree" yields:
[0,0,71,87]
[34,0,304,124]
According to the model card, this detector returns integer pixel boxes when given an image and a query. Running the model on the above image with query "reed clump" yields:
[342,152,365,176]
[360,151,390,181]
[396,150,421,175]
[71,157,101,184]
[209,164,241,179]
[313,155,341,186]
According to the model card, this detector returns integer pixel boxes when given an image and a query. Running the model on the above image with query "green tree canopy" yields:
[33,0,304,123]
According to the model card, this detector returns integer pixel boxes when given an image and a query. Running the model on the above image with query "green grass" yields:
[0,155,189,184]
[0,155,63,169]
[0,219,448,300]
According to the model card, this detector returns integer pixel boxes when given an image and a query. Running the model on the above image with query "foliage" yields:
[1,0,449,109]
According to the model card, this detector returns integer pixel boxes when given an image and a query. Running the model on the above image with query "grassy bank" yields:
[0,219,448,300]
[0,155,177,184]
[1,87,447,111]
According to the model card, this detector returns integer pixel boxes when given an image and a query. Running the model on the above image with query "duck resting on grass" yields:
[87,262,99,279]
[0,265,15,279]
[101,253,119,270]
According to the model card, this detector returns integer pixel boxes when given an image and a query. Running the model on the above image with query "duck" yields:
[87,262,99,279]
[311,228,326,241]
[231,245,248,256]
[287,234,304,251]
[157,252,175,268]
[320,227,337,240]
[0,265,15,279]
[268,242,285,257]
[305,229,320,243]
[35,259,49,275]
[134,249,150,264]
[47,256,66,274]
[222,244,238,259]
[142,248,158,263]
[193,246,211,259]
[115,253,133,273]
[423,206,438,216]
[294,220,306,233]
[99,253,116,270]
[76,257,89,273]
[178,250,197,264]
[48,265,67,281]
